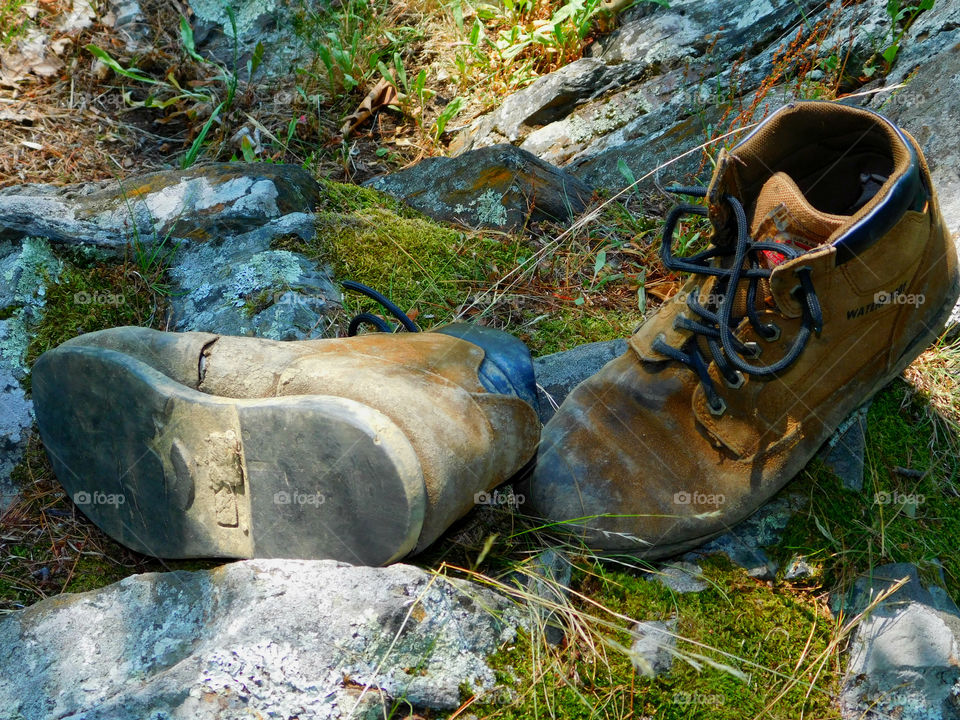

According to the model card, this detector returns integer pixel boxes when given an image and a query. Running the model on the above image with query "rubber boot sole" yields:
[32,345,426,565]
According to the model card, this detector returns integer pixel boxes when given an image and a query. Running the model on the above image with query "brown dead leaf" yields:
[340,78,397,138]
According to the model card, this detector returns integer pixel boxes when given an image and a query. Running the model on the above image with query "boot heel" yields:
[33,345,426,565]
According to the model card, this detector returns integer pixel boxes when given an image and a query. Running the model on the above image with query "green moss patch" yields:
[276,179,536,330]
[478,556,839,719]
[521,306,638,356]
[275,179,649,351]
[26,262,167,370]
[775,380,960,601]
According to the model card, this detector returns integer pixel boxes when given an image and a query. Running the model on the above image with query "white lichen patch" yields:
[228,250,303,306]
[735,0,775,30]
[0,237,61,374]
[475,189,508,227]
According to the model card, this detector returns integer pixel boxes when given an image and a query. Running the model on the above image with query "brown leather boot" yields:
[32,324,540,565]
[527,101,960,557]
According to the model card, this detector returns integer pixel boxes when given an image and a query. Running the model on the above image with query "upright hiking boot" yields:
[527,101,960,556]
[32,324,540,565]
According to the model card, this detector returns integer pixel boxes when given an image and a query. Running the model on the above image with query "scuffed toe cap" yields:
[526,422,658,553]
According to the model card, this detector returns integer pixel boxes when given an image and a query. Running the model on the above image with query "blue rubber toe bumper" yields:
[433,323,539,415]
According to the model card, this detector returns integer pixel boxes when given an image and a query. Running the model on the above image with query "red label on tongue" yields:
[756,204,816,268]
[761,237,814,267]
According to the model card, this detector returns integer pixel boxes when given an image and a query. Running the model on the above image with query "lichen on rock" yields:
[0,237,61,377]
[169,213,339,340]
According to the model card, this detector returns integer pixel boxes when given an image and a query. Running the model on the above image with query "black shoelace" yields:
[342,280,421,335]
[651,186,824,415]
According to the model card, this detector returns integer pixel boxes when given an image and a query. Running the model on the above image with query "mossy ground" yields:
[448,368,960,719]
[477,556,840,720]
[274,180,664,355]
[25,261,167,368]
[776,377,960,601]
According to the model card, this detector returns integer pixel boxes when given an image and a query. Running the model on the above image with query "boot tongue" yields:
[750,172,847,267]
[716,172,848,321]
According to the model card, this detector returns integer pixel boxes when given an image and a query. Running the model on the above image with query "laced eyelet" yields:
[742,341,761,358]
[658,186,821,392]
[723,370,745,389]
[708,396,727,416]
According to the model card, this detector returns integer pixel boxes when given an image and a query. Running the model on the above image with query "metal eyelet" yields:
[708,397,727,416]
[763,323,781,342]
[742,341,761,358]
[723,370,745,389]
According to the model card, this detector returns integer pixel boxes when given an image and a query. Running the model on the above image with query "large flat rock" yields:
[0,559,522,720]
[0,163,322,250]
[365,144,592,231]
[840,563,960,720]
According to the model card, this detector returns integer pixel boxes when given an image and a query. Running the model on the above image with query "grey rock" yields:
[852,6,960,333]
[0,237,62,377]
[0,366,32,511]
[840,563,960,720]
[688,495,804,580]
[533,338,628,423]
[451,0,818,188]
[0,163,322,251]
[651,561,708,594]
[168,212,340,340]
[450,58,650,155]
[840,563,960,617]
[589,0,817,69]
[0,559,522,720]
[630,618,677,677]
[450,0,960,214]
[0,165,340,342]
[0,236,61,514]
[819,402,871,491]
[453,0,817,163]
[365,145,592,231]
[857,5,960,238]
[784,556,815,581]
[188,0,315,76]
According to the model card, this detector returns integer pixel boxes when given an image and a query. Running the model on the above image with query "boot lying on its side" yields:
[528,100,960,557]
[32,324,540,565]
